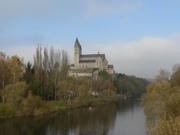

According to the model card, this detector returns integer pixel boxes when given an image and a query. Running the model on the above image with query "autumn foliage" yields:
[142,66,180,135]
[0,47,117,117]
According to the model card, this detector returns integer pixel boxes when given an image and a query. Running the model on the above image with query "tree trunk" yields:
[2,79,5,104]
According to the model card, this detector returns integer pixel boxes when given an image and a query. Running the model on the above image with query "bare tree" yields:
[33,45,69,100]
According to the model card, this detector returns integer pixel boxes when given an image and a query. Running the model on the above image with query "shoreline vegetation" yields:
[0,89,119,119]
[142,66,180,135]
[0,46,148,119]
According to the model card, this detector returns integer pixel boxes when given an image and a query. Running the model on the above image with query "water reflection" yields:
[0,101,146,135]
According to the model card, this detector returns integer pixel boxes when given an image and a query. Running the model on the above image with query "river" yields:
[0,100,147,135]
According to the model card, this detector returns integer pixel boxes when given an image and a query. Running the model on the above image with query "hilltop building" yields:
[69,38,115,78]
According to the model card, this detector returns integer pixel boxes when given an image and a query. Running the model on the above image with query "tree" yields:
[142,65,180,134]
[60,50,69,80]
[0,53,12,104]
[1,82,28,110]
[8,55,23,84]
[171,66,180,86]
[23,62,35,84]
[156,69,170,81]
[32,46,69,100]
[113,73,148,98]
[0,56,11,90]
[99,70,110,81]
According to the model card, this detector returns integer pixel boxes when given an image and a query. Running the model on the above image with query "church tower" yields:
[74,38,82,68]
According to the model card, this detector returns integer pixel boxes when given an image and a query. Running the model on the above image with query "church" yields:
[69,38,115,78]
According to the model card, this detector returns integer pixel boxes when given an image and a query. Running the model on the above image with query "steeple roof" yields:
[74,38,82,50]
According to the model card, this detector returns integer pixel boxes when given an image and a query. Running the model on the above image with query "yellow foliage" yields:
[142,69,180,135]
[150,116,180,135]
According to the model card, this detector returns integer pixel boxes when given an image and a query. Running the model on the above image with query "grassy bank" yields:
[0,94,119,118]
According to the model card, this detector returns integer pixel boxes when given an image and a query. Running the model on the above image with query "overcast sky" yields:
[0,0,180,78]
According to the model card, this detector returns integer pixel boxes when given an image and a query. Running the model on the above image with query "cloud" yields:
[98,34,180,78]
[2,34,180,79]
[86,0,142,16]
[0,0,142,26]
[0,0,143,38]
[0,0,71,21]
[2,42,73,63]
[0,0,59,30]
[3,45,36,63]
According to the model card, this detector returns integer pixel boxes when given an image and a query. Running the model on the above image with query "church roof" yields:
[79,54,106,63]
[81,54,105,58]
[79,60,96,63]
[74,38,82,50]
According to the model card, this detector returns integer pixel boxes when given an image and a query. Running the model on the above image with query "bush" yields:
[114,73,148,98]
[0,104,14,118]
[171,69,180,86]
[54,100,66,110]
[165,88,180,117]
[2,82,28,109]
[22,92,44,116]
[142,67,180,134]
[150,116,180,135]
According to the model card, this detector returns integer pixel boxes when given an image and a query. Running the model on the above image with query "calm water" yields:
[0,100,147,135]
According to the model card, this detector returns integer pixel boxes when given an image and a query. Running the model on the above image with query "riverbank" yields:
[142,68,180,135]
[0,99,146,135]
[0,94,119,119]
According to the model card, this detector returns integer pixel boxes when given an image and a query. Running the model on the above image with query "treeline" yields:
[25,46,69,100]
[113,73,149,98]
[0,46,116,117]
[142,66,180,135]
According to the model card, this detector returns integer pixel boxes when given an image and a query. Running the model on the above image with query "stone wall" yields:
[69,71,93,77]
[79,62,97,69]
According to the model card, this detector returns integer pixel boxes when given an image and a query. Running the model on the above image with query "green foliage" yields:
[0,104,14,117]
[114,73,149,98]
[57,79,77,101]
[31,80,42,97]
[31,46,69,100]
[2,82,28,107]
[99,70,111,80]
[0,58,11,89]
[22,92,44,116]
[55,100,66,110]
[23,62,34,84]
[171,69,180,86]
[56,78,117,108]
[0,47,118,118]
[0,82,29,116]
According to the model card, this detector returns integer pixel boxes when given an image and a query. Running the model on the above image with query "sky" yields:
[0,0,180,78]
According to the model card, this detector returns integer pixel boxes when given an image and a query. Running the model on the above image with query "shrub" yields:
[150,116,180,135]
[0,104,14,118]
[2,82,28,108]
[22,92,44,116]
